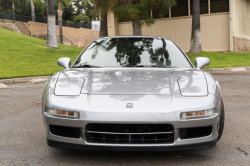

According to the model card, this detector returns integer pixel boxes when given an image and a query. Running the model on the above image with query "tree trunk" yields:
[99,0,108,37]
[58,1,63,44]
[46,0,58,48]
[132,18,142,36]
[12,2,15,23]
[30,0,35,22]
[189,0,201,53]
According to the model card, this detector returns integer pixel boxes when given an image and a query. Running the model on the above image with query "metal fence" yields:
[32,33,76,47]
[0,10,94,30]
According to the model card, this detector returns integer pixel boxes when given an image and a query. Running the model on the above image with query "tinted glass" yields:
[73,38,192,68]
[171,0,189,17]
[191,0,209,15]
[210,0,229,13]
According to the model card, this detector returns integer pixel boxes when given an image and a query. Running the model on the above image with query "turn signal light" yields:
[48,108,79,118]
[181,110,214,120]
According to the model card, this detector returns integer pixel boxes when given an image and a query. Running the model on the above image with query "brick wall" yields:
[0,23,22,34]
[233,36,250,52]
[23,21,99,48]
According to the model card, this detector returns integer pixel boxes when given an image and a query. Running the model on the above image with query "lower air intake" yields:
[50,125,81,138]
[85,123,174,144]
[179,126,212,139]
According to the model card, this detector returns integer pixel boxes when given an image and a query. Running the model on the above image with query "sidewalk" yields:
[0,76,50,84]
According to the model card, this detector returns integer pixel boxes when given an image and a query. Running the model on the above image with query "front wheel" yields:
[217,98,225,142]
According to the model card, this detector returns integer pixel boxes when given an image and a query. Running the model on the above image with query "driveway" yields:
[0,72,250,165]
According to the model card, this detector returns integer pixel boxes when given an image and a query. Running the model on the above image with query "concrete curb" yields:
[0,76,50,84]
[204,66,250,72]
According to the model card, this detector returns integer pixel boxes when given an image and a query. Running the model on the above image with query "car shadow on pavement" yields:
[49,147,218,165]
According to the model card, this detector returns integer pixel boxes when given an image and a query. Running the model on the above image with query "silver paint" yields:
[57,57,71,69]
[195,57,210,70]
[42,36,222,149]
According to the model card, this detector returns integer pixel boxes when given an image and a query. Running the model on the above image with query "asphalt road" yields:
[0,72,250,166]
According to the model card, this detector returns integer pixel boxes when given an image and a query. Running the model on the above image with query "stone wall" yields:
[233,36,250,52]
[23,21,99,48]
[0,23,22,34]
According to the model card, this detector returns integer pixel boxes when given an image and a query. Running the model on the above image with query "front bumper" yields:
[47,139,216,151]
[44,113,219,150]
[43,93,219,151]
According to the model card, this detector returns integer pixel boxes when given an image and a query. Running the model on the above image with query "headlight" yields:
[47,108,79,118]
[181,110,214,120]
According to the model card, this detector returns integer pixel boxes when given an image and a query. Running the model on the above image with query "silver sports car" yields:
[42,36,224,151]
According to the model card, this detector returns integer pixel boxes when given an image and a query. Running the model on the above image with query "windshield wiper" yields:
[135,65,177,68]
[73,64,100,68]
[151,65,177,68]
[135,65,147,67]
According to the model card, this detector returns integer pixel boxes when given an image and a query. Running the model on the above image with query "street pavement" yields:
[0,72,250,165]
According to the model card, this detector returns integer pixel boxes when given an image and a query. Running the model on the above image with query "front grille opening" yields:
[86,123,174,133]
[50,125,81,138]
[85,123,174,144]
[179,126,212,139]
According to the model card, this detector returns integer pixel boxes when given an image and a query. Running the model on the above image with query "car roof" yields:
[96,36,171,40]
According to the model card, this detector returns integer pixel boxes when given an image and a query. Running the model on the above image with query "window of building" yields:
[190,0,209,15]
[210,0,229,13]
[171,0,189,17]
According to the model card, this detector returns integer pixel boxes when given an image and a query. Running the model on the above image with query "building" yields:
[107,0,250,52]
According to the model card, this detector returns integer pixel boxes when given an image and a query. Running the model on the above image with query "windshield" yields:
[73,38,192,68]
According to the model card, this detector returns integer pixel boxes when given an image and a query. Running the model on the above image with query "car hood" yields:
[54,68,208,96]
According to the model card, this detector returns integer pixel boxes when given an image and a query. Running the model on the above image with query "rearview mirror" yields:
[58,57,71,69]
[195,57,210,70]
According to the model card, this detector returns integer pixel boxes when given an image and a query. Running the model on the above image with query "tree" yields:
[30,0,35,21]
[91,0,108,37]
[26,0,45,21]
[74,13,90,27]
[189,0,201,53]
[61,2,75,20]
[57,0,72,44]
[46,0,58,48]
[89,3,99,21]
[58,1,63,43]
[72,0,84,14]
[0,0,11,9]
[110,0,176,36]
[82,1,97,23]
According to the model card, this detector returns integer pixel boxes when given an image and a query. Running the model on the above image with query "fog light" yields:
[181,110,214,120]
[48,108,79,118]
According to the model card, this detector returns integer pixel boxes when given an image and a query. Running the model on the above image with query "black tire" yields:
[217,98,225,142]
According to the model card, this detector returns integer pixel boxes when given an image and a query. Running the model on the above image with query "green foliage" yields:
[74,13,89,23]
[32,0,46,17]
[66,20,73,24]
[90,0,108,16]
[0,27,83,79]
[110,0,176,26]
[62,3,75,20]
[82,1,98,22]
[72,0,84,14]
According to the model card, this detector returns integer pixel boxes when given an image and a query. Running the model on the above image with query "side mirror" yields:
[58,57,71,69]
[195,57,210,70]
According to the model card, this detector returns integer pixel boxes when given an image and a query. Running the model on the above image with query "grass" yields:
[1,27,250,79]
[187,51,250,68]
[0,27,83,79]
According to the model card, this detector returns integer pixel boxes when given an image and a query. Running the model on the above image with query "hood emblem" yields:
[126,103,133,108]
